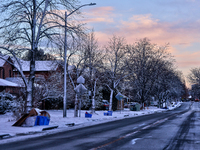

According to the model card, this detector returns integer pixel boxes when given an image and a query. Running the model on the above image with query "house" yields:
[0,55,23,96]
[0,54,63,97]
[13,60,62,80]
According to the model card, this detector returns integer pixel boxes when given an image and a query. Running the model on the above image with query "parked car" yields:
[101,100,109,110]
[124,102,140,108]
[195,98,199,102]
[130,102,141,111]
[124,103,129,108]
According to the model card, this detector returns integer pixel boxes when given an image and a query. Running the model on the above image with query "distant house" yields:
[0,55,23,96]
[0,54,62,97]
[13,60,62,80]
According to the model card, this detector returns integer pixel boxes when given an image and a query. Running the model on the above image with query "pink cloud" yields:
[172,51,200,86]
[117,14,200,46]
[178,61,200,68]
[94,31,110,46]
[82,13,200,87]
[80,17,114,24]
[82,6,115,23]
[87,14,200,48]
[87,6,115,17]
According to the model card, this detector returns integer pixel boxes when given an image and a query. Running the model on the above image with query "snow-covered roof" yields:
[14,60,59,72]
[0,55,9,67]
[0,78,19,87]
[5,77,25,87]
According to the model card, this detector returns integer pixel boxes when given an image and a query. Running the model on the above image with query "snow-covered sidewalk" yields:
[0,103,181,144]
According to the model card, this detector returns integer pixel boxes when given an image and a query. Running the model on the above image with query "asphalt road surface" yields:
[1,102,200,150]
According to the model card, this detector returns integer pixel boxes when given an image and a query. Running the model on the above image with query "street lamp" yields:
[63,3,96,117]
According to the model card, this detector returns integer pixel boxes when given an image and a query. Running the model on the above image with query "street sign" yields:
[74,84,87,95]
[115,92,124,101]
[77,76,85,84]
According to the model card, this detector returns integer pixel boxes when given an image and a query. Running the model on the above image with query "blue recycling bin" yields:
[85,113,92,118]
[35,116,50,126]
[104,112,108,116]
[104,111,112,116]
[107,111,112,116]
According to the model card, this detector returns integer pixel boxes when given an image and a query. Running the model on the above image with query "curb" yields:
[0,125,59,140]
[42,125,58,131]
[66,123,75,127]
[0,134,11,139]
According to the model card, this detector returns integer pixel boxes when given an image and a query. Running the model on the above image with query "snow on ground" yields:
[0,102,181,144]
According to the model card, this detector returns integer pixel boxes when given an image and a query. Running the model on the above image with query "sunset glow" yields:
[80,0,200,87]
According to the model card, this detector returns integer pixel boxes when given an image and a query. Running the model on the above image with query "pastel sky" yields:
[79,0,200,88]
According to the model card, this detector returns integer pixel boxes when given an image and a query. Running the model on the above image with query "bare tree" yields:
[188,68,200,85]
[188,68,200,98]
[67,31,105,116]
[0,0,84,112]
[103,35,127,111]
[151,61,184,107]
[81,31,104,114]
[126,38,173,108]
[22,49,55,61]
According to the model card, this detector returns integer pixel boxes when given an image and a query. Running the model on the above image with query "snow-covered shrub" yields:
[12,96,26,119]
[81,86,104,110]
[81,98,92,110]
[0,91,19,114]
[95,86,104,110]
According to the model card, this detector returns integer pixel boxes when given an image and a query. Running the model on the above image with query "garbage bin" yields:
[107,111,112,116]
[130,105,136,111]
[85,112,92,118]
[104,111,112,116]
[135,103,140,111]
[35,116,50,126]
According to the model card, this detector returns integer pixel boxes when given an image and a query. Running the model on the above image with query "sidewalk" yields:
[0,103,181,144]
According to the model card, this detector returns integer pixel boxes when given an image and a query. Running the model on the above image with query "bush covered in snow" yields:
[0,91,21,114]
[81,86,104,110]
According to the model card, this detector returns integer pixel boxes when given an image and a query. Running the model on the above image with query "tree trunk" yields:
[74,94,78,117]
[91,80,96,114]
[26,58,35,113]
[109,89,113,111]
[26,0,36,113]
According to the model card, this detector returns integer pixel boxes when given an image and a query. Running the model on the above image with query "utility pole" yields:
[63,3,96,117]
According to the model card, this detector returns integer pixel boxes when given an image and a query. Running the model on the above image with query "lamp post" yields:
[63,3,96,117]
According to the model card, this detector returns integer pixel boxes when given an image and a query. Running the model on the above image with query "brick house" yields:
[0,55,14,79]
[13,60,62,80]
[0,55,22,96]
[0,55,62,97]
